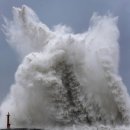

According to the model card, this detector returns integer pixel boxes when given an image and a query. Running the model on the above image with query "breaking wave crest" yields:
[1,5,130,130]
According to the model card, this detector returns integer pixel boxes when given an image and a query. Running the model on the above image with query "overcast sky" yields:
[0,0,130,103]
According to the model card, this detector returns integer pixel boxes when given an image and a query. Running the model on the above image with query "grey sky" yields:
[0,0,130,103]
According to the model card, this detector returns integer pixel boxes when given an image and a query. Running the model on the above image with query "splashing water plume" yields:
[1,5,130,130]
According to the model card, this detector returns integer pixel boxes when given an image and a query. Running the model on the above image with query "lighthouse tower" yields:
[6,112,10,129]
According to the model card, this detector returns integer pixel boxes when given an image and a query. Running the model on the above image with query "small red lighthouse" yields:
[7,112,10,129]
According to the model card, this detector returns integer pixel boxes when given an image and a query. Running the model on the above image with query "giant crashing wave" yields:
[0,5,130,130]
